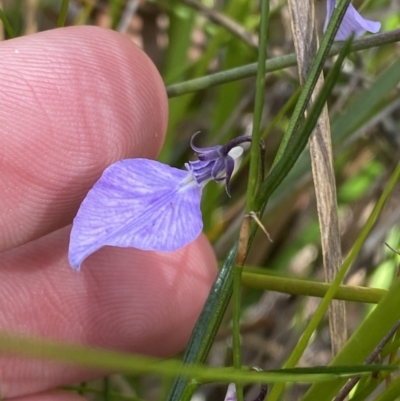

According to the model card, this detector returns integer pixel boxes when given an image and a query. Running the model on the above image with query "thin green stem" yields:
[109,0,123,29]
[103,376,111,401]
[246,0,269,211]
[232,2,269,401]
[211,87,300,201]
[57,0,70,28]
[242,268,386,303]
[166,29,400,98]
[0,329,396,384]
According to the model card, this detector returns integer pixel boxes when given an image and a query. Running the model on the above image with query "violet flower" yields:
[224,383,237,401]
[224,382,268,401]
[68,133,251,270]
[324,0,381,41]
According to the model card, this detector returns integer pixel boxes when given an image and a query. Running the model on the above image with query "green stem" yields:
[232,2,270,401]
[166,29,400,98]
[242,269,386,304]
[246,0,270,211]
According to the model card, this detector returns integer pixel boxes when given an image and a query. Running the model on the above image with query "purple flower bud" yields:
[186,132,251,197]
[68,133,251,270]
[324,0,381,41]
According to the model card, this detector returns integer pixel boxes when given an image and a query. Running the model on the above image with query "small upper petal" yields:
[69,159,202,270]
[190,131,223,156]
[324,0,381,41]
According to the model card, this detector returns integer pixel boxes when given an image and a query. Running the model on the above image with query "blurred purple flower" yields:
[324,0,381,41]
[224,383,237,401]
[69,134,251,270]
[223,382,268,401]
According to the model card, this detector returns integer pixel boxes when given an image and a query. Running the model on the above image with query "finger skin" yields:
[12,391,87,401]
[0,26,168,252]
[0,26,218,399]
[0,227,217,398]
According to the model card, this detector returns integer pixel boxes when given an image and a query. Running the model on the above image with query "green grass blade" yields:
[303,163,400,401]
[0,9,15,38]
[373,376,400,401]
[166,244,238,401]
[330,55,400,144]
[265,55,400,216]
[57,0,69,28]
[0,329,397,384]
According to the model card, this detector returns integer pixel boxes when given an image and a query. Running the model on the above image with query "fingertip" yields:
[11,390,87,401]
[82,232,218,355]
[0,228,216,396]
[0,26,168,250]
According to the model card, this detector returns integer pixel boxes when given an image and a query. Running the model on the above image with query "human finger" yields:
[0,26,167,252]
[10,390,87,401]
[0,226,217,398]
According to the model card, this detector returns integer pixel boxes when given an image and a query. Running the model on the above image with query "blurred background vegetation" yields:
[2,0,400,400]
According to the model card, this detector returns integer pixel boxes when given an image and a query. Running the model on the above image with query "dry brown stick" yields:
[287,0,346,356]
[117,0,140,34]
[24,0,38,35]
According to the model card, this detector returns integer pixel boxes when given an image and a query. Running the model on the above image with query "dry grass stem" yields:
[180,0,258,48]
[287,0,346,356]
[24,0,38,35]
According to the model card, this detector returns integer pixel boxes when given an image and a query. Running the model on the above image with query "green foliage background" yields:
[2,0,400,400]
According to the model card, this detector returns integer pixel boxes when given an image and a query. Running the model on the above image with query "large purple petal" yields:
[324,0,381,41]
[69,159,203,270]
